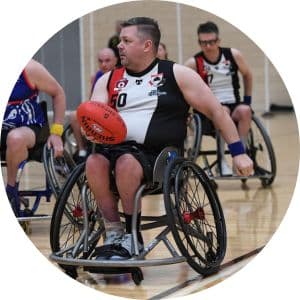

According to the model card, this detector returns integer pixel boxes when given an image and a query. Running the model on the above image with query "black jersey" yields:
[107,59,189,152]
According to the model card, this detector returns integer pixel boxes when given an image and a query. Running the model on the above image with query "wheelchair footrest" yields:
[17,214,51,222]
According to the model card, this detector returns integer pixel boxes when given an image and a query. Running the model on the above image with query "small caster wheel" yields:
[64,266,78,279]
[131,268,143,285]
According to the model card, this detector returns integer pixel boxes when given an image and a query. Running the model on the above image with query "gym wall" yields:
[35,1,292,113]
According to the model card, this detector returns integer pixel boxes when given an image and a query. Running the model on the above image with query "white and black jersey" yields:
[195,47,241,104]
[107,59,189,152]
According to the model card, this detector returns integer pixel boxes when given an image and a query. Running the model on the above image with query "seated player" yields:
[84,17,253,260]
[1,59,66,215]
[185,21,253,176]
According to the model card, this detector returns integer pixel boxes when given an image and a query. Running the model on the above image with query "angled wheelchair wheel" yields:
[184,113,202,162]
[43,145,76,199]
[62,123,78,158]
[247,115,276,187]
[50,162,104,266]
[163,157,226,276]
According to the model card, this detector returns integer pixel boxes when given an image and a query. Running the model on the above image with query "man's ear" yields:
[144,39,153,53]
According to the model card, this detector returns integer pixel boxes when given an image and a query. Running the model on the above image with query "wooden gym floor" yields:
[2,111,299,299]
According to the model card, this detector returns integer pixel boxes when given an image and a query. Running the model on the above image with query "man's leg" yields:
[85,153,124,247]
[105,153,144,259]
[5,127,36,215]
[231,104,252,147]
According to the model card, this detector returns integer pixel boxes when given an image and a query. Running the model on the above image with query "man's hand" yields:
[232,154,254,176]
[47,134,64,157]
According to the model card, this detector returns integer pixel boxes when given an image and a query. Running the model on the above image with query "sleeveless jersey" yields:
[3,70,45,129]
[107,59,189,152]
[195,47,240,104]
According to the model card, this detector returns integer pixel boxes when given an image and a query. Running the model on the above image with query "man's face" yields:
[118,26,146,67]
[198,32,220,55]
[98,51,117,73]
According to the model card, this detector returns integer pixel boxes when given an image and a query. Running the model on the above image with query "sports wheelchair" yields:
[1,101,75,226]
[49,146,227,285]
[190,112,276,187]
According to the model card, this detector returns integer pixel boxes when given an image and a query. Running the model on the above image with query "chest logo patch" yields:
[149,73,165,87]
[114,78,128,91]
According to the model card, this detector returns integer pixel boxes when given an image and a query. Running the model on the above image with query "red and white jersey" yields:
[195,47,241,104]
[107,59,189,152]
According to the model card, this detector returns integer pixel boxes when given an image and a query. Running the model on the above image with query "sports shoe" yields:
[216,159,232,176]
[94,230,124,260]
[109,233,144,261]
[104,230,124,245]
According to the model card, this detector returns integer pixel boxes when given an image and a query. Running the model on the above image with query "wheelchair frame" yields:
[49,147,227,285]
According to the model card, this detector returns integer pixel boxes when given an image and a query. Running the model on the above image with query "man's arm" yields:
[174,63,241,144]
[26,59,66,125]
[174,63,253,175]
[26,59,66,157]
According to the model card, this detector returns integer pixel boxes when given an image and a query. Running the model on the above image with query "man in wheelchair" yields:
[185,21,253,176]
[1,59,66,216]
[85,17,253,260]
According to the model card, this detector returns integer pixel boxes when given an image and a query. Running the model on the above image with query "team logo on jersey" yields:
[136,79,143,85]
[149,73,165,87]
[114,78,128,91]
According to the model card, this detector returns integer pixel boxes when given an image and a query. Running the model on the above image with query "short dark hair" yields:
[121,17,161,51]
[197,21,219,36]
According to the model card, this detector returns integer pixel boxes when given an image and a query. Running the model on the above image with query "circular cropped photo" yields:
[1,1,299,299]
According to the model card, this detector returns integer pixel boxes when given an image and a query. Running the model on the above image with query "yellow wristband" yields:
[50,123,64,136]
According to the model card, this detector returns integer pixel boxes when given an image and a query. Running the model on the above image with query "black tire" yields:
[131,268,144,285]
[247,115,276,187]
[184,113,202,162]
[163,158,226,276]
[50,162,104,260]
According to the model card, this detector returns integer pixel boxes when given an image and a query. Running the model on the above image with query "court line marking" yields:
[148,245,265,299]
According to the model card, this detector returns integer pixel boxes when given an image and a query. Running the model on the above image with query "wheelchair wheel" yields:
[247,115,276,187]
[50,162,104,263]
[43,145,76,199]
[62,123,78,158]
[163,157,226,275]
[184,113,202,162]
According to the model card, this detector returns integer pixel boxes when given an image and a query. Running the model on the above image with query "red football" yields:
[76,101,127,144]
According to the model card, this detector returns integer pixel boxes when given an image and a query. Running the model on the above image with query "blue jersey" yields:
[3,70,46,129]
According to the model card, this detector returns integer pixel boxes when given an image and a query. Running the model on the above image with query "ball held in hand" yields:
[77,101,127,144]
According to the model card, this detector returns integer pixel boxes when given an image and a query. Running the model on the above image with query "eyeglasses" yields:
[198,38,219,46]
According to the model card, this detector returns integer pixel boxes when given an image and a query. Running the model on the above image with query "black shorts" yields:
[0,124,49,161]
[94,141,160,184]
[222,103,240,114]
